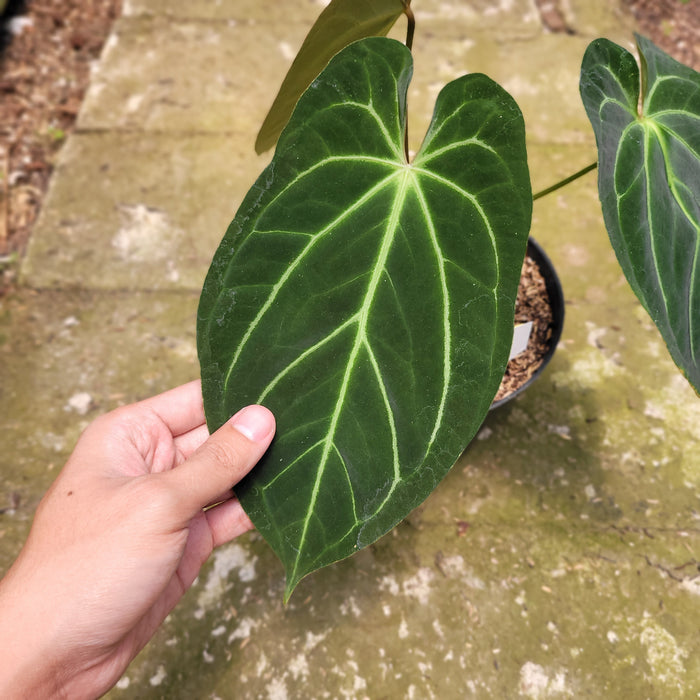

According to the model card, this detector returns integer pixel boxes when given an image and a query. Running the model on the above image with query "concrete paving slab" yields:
[25,0,634,291]
[23,132,268,290]
[22,140,600,294]
[78,5,629,140]
[123,0,325,21]
[408,29,600,150]
[0,288,199,569]
[78,16,314,133]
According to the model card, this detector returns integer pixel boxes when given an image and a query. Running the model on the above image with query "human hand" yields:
[0,380,275,699]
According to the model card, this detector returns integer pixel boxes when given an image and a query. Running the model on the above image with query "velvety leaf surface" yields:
[581,35,700,393]
[254,0,407,154]
[199,37,531,600]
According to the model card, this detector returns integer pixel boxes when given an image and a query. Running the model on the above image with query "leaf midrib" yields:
[614,115,700,358]
[288,167,413,586]
[220,166,401,395]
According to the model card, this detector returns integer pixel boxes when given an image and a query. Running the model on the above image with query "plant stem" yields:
[402,0,415,162]
[533,161,597,200]
[403,0,415,52]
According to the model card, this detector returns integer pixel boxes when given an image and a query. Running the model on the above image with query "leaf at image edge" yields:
[580,35,700,394]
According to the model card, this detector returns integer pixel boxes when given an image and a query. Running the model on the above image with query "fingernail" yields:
[230,405,274,442]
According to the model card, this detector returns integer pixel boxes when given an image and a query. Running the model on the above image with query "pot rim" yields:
[489,236,565,410]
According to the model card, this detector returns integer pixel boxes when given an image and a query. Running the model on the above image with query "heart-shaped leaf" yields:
[198,37,531,600]
[255,0,408,154]
[581,35,700,393]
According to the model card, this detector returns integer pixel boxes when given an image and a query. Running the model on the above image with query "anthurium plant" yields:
[197,0,700,600]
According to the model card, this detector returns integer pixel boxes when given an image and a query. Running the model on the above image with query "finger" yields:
[172,424,210,464]
[164,405,275,517]
[138,380,205,437]
[205,498,255,548]
[171,502,254,593]
[204,487,236,510]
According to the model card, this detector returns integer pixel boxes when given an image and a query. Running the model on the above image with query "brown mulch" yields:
[0,0,697,296]
[0,0,121,289]
[494,252,554,404]
[625,0,700,71]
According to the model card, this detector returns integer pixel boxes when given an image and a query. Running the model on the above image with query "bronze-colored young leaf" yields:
[254,0,407,154]
[581,35,700,393]
[199,38,531,600]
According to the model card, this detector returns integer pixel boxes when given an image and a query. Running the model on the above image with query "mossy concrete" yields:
[3,0,700,697]
[0,290,200,572]
[21,132,270,290]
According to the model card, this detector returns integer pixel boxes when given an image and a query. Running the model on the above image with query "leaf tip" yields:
[282,576,302,606]
[254,127,274,156]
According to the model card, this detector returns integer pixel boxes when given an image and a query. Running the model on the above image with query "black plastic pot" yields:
[490,236,565,410]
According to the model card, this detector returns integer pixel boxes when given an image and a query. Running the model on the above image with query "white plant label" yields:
[509,321,533,360]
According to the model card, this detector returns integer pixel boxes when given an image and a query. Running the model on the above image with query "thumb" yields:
[165,405,275,517]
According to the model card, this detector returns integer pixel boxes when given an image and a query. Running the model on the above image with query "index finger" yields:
[138,379,206,437]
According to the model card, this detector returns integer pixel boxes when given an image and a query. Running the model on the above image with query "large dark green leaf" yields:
[254,0,407,154]
[198,37,531,600]
[581,35,700,393]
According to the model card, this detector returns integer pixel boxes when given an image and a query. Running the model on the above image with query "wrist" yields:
[0,561,71,698]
